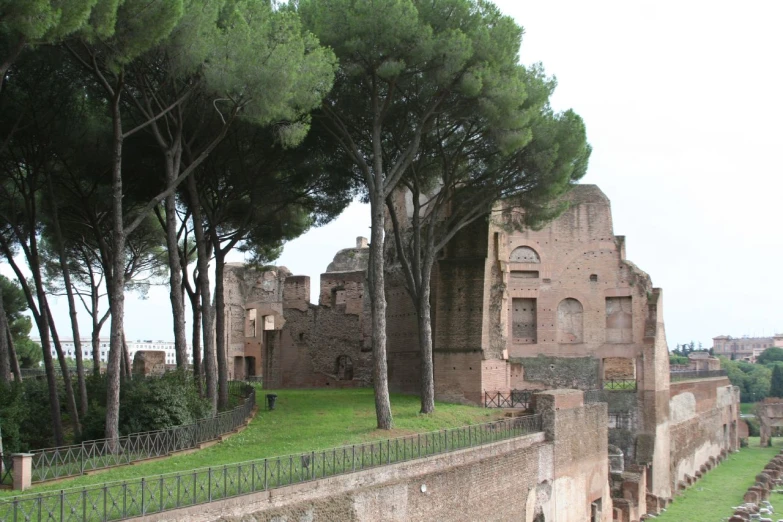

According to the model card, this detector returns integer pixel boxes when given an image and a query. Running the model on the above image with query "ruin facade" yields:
[224,184,740,520]
[712,334,783,362]
[223,237,372,388]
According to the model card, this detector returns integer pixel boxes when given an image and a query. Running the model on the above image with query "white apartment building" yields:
[34,338,191,366]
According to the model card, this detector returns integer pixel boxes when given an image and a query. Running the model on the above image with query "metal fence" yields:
[607,411,633,430]
[484,390,535,409]
[23,383,254,485]
[602,379,637,391]
[18,368,79,379]
[0,415,542,522]
[670,369,727,381]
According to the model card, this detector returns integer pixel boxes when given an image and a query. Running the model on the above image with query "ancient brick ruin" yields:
[223,237,372,388]
[224,184,740,521]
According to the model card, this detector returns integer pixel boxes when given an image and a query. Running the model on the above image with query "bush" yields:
[0,379,60,452]
[5,372,212,449]
[745,416,760,437]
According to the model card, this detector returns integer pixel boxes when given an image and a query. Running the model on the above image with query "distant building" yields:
[32,338,191,366]
[712,334,783,362]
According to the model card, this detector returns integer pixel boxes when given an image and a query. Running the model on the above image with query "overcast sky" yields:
[31,1,783,349]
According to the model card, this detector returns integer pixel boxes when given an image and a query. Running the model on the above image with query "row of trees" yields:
[720,347,783,403]
[0,0,589,441]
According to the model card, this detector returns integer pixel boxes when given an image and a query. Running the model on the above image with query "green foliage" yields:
[79,373,211,441]
[745,416,760,437]
[0,275,39,367]
[15,337,42,368]
[669,355,689,366]
[0,0,97,44]
[720,356,771,402]
[0,379,58,452]
[770,364,783,398]
[757,347,783,365]
[118,374,210,435]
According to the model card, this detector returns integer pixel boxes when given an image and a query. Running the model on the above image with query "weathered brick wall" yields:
[132,350,165,376]
[147,433,550,522]
[433,352,484,404]
[223,241,373,389]
[385,272,421,394]
[538,389,612,521]
[668,377,739,491]
[138,389,611,522]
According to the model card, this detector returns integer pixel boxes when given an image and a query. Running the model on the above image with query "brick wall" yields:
[668,377,739,491]
[137,389,610,522]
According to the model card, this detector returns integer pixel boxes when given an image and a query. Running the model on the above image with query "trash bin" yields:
[266,393,278,410]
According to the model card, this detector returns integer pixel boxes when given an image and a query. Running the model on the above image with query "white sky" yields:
[18,0,783,349]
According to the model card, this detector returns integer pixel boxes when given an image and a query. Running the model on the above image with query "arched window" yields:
[509,246,540,263]
[557,298,583,343]
[336,355,353,380]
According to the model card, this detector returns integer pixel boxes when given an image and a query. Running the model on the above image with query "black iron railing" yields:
[607,411,633,430]
[602,379,637,391]
[0,415,542,522]
[26,383,255,484]
[484,389,535,409]
[670,369,727,381]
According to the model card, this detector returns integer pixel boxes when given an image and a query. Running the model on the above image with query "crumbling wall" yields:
[668,378,739,492]
[510,355,601,390]
[132,350,166,376]
[224,239,373,389]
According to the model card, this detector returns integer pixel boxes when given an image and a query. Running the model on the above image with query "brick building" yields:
[223,238,372,388]
[224,184,740,517]
[712,334,783,362]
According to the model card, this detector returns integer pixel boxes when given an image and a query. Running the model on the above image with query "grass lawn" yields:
[656,437,782,522]
[0,387,503,498]
[740,402,757,415]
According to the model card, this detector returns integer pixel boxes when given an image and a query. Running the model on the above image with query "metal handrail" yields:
[27,383,255,484]
[602,379,637,391]
[0,415,543,521]
[484,390,535,409]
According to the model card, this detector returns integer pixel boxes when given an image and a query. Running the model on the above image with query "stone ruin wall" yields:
[223,239,373,389]
[668,377,740,493]
[136,390,612,522]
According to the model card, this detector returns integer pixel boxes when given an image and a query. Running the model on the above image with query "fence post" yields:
[11,453,33,491]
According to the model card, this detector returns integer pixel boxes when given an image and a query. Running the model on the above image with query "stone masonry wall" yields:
[668,377,740,492]
[135,389,610,522]
[223,239,373,389]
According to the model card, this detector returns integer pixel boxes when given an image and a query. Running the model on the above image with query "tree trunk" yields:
[163,150,189,369]
[6,327,21,382]
[187,278,202,394]
[0,286,10,383]
[35,302,65,445]
[214,250,228,410]
[47,307,82,438]
[0,242,61,441]
[91,313,101,375]
[122,331,132,379]
[104,81,126,444]
[29,246,73,442]
[47,176,88,416]
[186,175,217,414]
[416,272,435,414]
[369,190,393,429]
